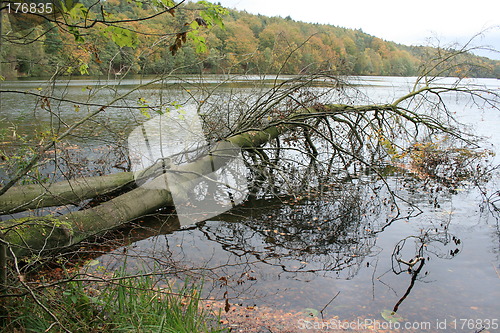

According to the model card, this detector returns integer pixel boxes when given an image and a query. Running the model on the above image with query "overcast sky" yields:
[215,0,500,59]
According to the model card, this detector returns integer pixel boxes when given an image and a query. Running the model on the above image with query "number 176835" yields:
[6,2,54,14]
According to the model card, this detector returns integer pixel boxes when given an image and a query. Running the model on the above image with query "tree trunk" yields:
[0,172,135,215]
[0,122,289,257]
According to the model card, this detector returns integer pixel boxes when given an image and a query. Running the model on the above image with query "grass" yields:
[0,269,228,333]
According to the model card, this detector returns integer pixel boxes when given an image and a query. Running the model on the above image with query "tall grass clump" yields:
[0,268,228,332]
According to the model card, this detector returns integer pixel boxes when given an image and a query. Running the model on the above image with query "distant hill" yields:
[2,0,499,78]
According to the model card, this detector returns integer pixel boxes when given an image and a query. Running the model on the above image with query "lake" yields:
[1,75,499,332]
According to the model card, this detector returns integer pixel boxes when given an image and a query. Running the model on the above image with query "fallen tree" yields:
[0,123,288,256]
[1,38,500,261]
[1,90,496,257]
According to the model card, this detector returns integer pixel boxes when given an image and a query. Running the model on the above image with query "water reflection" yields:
[95,184,355,269]
[390,227,462,313]
[86,167,499,325]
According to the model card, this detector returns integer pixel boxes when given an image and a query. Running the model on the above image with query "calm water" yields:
[1,76,499,331]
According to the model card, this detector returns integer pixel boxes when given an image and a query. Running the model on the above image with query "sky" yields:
[215,0,500,59]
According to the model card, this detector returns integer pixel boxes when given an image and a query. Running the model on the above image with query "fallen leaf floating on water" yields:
[301,308,319,317]
[380,309,404,323]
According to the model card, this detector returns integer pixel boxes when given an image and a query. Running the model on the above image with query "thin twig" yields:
[8,248,72,333]
[320,291,340,321]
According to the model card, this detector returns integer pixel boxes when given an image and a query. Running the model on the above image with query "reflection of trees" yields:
[201,188,376,278]
[78,165,500,315]
[89,177,406,301]
[387,226,463,313]
[482,187,500,268]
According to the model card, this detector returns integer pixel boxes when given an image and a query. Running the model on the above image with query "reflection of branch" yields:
[194,193,374,278]
[492,263,500,279]
[320,290,340,321]
[397,256,424,268]
[392,258,425,313]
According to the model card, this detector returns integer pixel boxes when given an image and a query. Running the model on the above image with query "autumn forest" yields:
[1,0,499,78]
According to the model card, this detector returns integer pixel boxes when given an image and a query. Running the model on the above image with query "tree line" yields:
[1,0,498,78]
